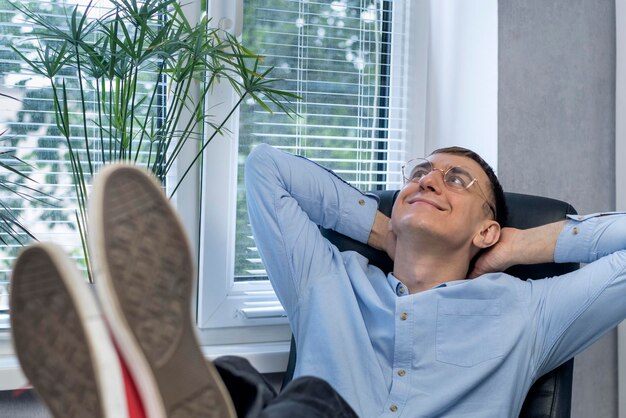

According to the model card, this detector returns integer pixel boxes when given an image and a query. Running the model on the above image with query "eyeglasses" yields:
[402,158,497,219]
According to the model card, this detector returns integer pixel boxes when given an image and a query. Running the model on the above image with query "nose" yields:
[418,169,443,193]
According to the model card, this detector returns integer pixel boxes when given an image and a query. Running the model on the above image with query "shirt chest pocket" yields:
[436,298,504,367]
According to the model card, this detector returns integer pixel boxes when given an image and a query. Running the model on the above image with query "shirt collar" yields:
[387,273,472,296]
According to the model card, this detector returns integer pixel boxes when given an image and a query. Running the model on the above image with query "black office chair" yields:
[282,191,577,418]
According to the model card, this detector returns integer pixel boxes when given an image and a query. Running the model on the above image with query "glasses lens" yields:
[443,167,474,190]
[404,159,431,182]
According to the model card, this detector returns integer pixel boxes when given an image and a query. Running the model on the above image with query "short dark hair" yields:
[429,146,508,226]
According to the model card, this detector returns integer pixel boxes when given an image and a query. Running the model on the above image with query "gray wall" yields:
[498,0,617,417]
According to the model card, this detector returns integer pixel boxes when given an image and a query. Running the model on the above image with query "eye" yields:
[410,166,431,181]
[446,174,466,187]
[444,168,473,189]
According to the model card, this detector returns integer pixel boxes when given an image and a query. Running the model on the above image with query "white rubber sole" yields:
[89,164,236,418]
[10,243,128,418]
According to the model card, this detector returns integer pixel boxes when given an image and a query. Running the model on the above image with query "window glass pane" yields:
[235,0,404,280]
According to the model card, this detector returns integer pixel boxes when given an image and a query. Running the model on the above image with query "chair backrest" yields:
[282,191,577,418]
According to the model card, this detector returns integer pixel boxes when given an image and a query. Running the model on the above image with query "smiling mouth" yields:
[408,197,444,210]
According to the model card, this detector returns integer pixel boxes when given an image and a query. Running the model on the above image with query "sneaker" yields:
[10,243,129,418]
[88,164,236,418]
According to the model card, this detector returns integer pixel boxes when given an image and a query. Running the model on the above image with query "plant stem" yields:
[160,72,194,176]
[96,77,105,164]
[169,93,246,197]
[75,49,94,177]
[76,210,93,282]
[135,63,165,164]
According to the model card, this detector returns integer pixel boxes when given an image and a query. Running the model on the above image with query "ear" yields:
[472,220,501,249]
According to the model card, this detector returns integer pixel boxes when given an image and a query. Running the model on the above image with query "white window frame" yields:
[195,0,421,344]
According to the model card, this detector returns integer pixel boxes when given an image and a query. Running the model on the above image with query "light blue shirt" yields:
[245,144,626,418]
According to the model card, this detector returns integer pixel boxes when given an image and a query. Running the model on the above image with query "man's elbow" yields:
[245,143,274,181]
[245,144,289,196]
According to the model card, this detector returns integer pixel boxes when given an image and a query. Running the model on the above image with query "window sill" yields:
[0,341,291,391]
[0,355,24,391]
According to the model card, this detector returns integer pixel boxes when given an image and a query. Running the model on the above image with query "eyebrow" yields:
[429,160,472,174]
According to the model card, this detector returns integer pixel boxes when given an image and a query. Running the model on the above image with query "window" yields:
[0,0,173,330]
[0,0,124,329]
[197,0,412,339]
[0,0,416,345]
[235,0,399,280]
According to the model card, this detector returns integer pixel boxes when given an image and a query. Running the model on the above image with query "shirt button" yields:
[400,312,408,321]
[573,227,579,235]
[397,369,406,377]
[390,404,398,412]
[358,199,365,206]
[398,286,405,294]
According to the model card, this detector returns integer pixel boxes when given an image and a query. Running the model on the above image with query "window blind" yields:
[234,0,407,280]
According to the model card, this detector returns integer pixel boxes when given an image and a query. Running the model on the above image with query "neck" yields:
[393,240,472,294]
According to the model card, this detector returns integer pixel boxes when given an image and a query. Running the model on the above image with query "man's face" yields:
[391,153,496,251]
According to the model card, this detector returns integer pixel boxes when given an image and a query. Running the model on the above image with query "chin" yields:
[397,217,443,239]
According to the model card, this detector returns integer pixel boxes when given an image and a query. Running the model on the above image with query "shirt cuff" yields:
[554,217,594,263]
[554,212,626,263]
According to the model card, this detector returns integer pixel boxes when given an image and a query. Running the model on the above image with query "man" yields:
[245,143,626,417]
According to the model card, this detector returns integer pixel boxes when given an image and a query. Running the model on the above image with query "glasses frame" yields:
[401,158,497,219]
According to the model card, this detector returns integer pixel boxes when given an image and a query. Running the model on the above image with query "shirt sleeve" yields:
[244,144,378,313]
[529,213,626,377]
[554,212,626,263]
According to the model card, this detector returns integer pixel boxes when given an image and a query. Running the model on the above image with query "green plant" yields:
[0,93,51,247]
[11,0,298,281]
[0,147,46,245]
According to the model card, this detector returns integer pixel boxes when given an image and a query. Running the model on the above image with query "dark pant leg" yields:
[214,356,277,418]
[259,376,358,418]
[214,356,358,418]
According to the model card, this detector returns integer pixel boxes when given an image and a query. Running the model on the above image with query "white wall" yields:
[424,0,498,170]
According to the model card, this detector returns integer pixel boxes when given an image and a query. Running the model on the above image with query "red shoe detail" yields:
[120,355,147,418]
[11,384,30,398]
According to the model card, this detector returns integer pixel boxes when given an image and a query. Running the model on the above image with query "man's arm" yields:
[471,213,626,375]
[533,212,626,374]
[367,211,396,260]
[469,221,567,277]
[245,144,379,312]
[472,212,626,277]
